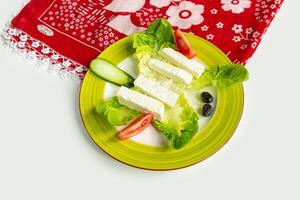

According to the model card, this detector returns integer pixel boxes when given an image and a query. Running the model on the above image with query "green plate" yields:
[80,33,244,170]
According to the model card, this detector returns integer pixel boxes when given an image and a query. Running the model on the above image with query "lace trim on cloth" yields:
[1,24,87,80]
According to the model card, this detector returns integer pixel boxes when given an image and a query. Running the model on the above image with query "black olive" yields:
[202,104,213,117]
[201,92,214,103]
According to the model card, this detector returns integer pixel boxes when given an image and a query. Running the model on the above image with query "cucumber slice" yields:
[90,58,134,87]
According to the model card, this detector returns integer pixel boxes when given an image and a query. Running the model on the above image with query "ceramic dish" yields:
[80,33,244,170]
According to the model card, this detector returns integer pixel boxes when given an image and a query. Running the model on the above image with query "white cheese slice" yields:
[117,86,164,120]
[159,48,205,78]
[134,75,179,107]
[147,58,193,85]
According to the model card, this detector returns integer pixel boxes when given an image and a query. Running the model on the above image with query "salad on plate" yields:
[89,19,249,149]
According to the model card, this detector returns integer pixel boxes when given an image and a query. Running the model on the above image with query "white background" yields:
[0,1,299,199]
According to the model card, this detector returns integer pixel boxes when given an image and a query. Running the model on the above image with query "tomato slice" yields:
[117,113,153,140]
[174,28,196,59]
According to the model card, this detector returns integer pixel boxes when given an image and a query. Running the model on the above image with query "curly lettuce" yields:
[152,95,199,149]
[133,18,175,55]
[193,64,249,89]
[96,97,140,126]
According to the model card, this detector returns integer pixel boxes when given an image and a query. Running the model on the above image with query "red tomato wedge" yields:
[174,28,197,59]
[117,113,153,140]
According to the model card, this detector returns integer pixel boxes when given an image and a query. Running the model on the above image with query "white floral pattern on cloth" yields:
[104,0,145,13]
[201,25,209,31]
[254,0,282,23]
[150,0,182,8]
[206,34,215,40]
[166,1,204,29]
[230,24,261,52]
[2,0,284,80]
[40,0,122,51]
[1,25,87,80]
[216,22,224,29]
[221,0,252,14]
[134,9,167,27]
[232,24,244,33]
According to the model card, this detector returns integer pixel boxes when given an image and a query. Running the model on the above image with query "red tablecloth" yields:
[2,0,284,80]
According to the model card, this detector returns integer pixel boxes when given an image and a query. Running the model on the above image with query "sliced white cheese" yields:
[117,86,164,120]
[159,48,205,78]
[134,75,179,107]
[147,58,193,85]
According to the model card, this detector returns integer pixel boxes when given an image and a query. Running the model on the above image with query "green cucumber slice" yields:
[90,58,134,87]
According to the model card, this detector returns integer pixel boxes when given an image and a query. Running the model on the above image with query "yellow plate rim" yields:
[79,33,244,171]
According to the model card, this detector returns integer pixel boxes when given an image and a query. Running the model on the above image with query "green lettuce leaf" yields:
[193,64,249,89]
[152,95,199,149]
[133,18,175,56]
[96,97,140,126]
[145,18,175,49]
[133,33,157,54]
